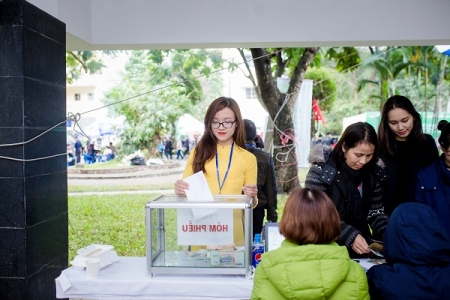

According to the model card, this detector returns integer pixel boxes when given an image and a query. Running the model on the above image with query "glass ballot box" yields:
[145,195,254,279]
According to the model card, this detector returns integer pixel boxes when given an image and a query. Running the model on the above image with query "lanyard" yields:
[216,142,234,194]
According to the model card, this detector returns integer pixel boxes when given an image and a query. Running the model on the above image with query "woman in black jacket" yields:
[378,95,439,216]
[306,122,389,257]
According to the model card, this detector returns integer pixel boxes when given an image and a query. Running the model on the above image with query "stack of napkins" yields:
[70,244,119,270]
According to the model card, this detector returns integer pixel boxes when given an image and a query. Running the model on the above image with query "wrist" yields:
[252,196,259,209]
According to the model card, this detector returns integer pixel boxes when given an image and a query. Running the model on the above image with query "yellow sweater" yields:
[183,143,257,245]
[183,143,257,193]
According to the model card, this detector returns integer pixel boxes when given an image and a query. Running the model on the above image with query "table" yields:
[55,256,253,299]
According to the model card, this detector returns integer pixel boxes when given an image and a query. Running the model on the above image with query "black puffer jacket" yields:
[305,145,389,249]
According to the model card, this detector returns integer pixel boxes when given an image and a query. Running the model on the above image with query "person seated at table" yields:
[101,145,114,162]
[67,143,76,166]
[366,202,450,300]
[251,188,369,300]
[84,143,96,164]
[305,122,389,258]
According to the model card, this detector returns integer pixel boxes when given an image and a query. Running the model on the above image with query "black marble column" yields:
[0,1,68,299]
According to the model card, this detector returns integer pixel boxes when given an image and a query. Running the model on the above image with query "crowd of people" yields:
[172,95,449,300]
[67,138,117,165]
[158,135,194,160]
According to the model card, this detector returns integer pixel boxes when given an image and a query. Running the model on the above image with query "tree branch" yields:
[68,51,88,73]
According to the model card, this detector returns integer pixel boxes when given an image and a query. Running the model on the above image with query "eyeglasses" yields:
[211,120,236,129]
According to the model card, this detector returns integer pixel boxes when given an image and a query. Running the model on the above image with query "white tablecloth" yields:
[55,256,253,299]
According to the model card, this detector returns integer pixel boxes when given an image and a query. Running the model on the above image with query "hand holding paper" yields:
[174,179,189,196]
[183,171,214,202]
[177,171,217,220]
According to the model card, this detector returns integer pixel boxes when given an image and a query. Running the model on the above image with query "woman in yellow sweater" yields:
[174,96,257,245]
[174,96,257,197]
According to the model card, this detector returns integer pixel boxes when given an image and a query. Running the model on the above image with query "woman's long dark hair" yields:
[192,97,245,174]
[378,95,425,155]
[332,122,379,169]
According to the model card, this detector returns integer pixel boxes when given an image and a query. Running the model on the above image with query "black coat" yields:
[245,144,278,222]
[306,147,389,249]
[380,134,438,215]
[164,140,173,152]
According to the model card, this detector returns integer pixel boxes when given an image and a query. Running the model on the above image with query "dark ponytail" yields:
[437,120,450,150]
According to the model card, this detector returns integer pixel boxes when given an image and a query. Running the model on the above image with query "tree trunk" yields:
[237,48,273,152]
[250,47,319,193]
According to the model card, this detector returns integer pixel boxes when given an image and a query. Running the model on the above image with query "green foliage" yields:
[103,50,224,155]
[262,48,322,78]
[305,67,337,111]
[326,46,450,112]
[325,47,362,72]
[66,51,107,83]
[187,72,224,122]
[108,84,188,153]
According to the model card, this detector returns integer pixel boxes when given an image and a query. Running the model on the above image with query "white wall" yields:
[28,0,450,50]
[66,52,129,128]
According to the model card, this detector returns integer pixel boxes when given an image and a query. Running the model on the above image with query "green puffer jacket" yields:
[251,240,369,300]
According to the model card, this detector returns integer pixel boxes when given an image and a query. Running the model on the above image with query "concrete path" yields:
[68,160,186,187]
[69,189,174,196]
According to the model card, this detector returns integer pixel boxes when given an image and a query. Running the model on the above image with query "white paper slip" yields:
[183,171,214,202]
[191,208,218,220]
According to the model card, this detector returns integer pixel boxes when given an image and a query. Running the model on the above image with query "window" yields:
[245,87,257,99]
[74,93,81,101]
[244,54,254,68]
[88,93,94,101]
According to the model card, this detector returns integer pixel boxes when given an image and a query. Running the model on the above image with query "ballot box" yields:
[145,195,254,279]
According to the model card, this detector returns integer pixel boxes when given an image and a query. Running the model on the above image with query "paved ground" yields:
[68,160,186,187]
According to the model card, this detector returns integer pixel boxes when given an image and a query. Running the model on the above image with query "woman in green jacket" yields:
[251,188,369,300]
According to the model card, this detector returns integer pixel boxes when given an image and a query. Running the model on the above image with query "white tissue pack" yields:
[70,244,119,270]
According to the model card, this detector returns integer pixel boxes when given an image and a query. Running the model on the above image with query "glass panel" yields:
[149,195,249,204]
[151,207,246,269]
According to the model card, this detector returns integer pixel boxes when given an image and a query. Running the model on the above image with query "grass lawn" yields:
[298,167,308,183]
[68,166,303,260]
[68,193,288,261]
[68,194,155,260]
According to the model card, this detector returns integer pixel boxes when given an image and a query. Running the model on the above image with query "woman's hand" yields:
[174,180,189,196]
[242,184,257,197]
[351,234,370,255]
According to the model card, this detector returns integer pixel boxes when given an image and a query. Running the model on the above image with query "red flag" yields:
[312,98,325,125]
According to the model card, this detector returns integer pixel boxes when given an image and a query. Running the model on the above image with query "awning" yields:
[435,45,450,56]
